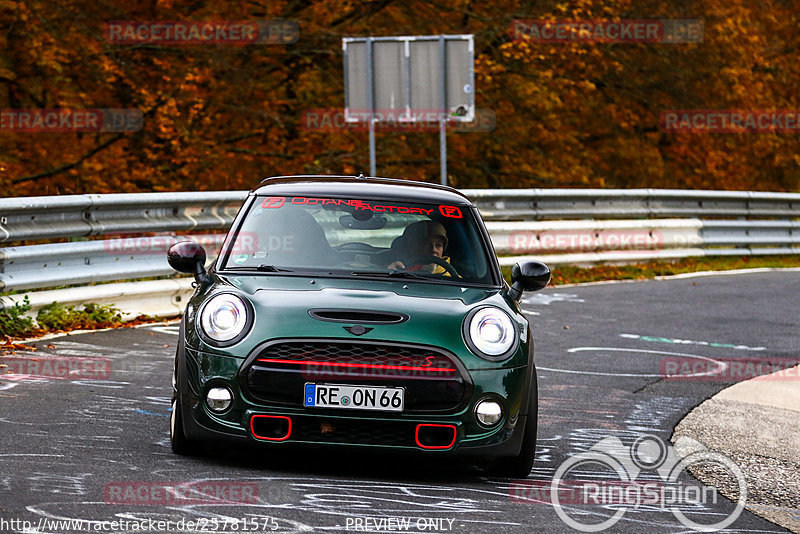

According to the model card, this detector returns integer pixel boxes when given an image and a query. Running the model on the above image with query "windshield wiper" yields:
[258,264,293,272]
[226,265,293,273]
[350,269,430,280]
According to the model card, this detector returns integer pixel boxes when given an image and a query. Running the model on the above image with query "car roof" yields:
[252,175,475,206]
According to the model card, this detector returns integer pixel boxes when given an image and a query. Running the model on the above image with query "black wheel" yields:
[170,395,196,455]
[407,255,460,277]
[170,343,196,455]
[489,373,538,478]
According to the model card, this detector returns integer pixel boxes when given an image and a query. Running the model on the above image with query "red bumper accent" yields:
[250,415,292,441]
[415,423,457,450]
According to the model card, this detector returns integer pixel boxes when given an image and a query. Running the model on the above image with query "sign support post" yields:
[438,35,448,185]
[366,37,376,176]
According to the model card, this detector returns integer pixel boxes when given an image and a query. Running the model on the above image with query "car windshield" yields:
[220,194,496,285]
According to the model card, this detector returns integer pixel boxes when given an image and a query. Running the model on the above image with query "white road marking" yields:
[538,347,726,378]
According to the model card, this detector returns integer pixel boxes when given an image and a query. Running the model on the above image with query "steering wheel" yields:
[407,255,460,278]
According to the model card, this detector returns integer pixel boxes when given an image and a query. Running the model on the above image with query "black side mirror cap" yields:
[508,260,551,301]
[167,241,211,285]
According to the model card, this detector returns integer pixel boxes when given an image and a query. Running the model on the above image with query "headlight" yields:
[466,307,517,359]
[199,293,251,344]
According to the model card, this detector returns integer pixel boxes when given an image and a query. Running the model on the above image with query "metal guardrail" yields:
[464,188,800,220]
[3,188,800,243]
[0,234,226,291]
[0,191,246,242]
[490,218,800,266]
[1,188,799,318]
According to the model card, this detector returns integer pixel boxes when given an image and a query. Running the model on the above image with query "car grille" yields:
[289,415,417,446]
[243,340,469,413]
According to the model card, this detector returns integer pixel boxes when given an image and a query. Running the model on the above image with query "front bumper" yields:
[176,342,535,457]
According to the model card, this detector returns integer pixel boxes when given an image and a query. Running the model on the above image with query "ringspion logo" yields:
[540,434,746,532]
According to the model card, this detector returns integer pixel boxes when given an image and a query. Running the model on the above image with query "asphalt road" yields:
[1,270,797,533]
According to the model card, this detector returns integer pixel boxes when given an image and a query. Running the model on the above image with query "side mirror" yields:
[508,261,551,301]
[167,241,211,285]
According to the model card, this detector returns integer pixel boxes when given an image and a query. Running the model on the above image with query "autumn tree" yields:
[0,0,798,195]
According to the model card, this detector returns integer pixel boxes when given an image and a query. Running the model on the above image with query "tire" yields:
[170,396,196,455]
[170,323,196,455]
[489,372,538,478]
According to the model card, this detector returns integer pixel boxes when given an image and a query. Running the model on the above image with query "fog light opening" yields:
[250,415,292,441]
[415,424,457,450]
[205,387,233,412]
[475,399,503,427]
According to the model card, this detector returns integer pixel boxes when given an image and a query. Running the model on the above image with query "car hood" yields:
[225,274,497,303]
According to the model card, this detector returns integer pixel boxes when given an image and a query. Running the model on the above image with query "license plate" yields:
[303,383,404,412]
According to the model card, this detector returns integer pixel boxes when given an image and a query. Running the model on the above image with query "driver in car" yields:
[386,220,452,276]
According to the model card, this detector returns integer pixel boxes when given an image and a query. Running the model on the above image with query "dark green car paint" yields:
[169,176,549,474]
[178,273,533,445]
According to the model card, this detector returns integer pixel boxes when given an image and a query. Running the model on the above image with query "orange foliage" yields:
[0,0,798,195]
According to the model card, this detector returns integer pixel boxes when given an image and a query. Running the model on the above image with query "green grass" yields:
[0,296,36,338]
[1,300,125,340]
[36,302,123,331]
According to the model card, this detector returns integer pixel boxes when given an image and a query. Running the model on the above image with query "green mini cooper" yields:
[167,175,550,477]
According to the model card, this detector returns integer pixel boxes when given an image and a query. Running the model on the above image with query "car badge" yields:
[344,325,373,336]
[320,421,336,434]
